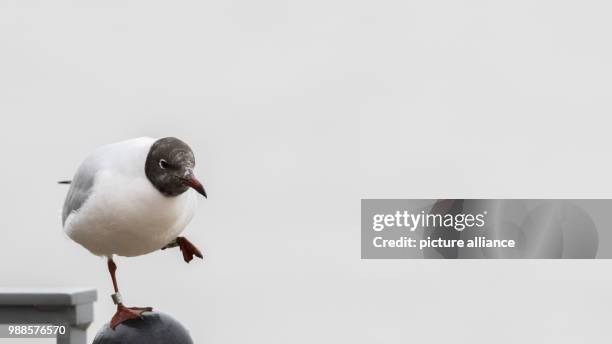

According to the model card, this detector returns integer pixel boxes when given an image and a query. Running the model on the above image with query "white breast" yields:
[63,137,198,257]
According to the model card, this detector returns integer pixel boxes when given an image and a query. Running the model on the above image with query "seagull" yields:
[61,137,207,329]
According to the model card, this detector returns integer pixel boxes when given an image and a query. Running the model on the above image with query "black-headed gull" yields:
[61,137,207,329]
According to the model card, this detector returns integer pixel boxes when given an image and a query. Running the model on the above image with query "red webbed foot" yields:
[162,236,203,263]
[110,304,153,330]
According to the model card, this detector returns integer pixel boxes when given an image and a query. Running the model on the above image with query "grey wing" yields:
[61,159,99,226]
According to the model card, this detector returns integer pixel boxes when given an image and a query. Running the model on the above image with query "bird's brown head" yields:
[145,137,207,198]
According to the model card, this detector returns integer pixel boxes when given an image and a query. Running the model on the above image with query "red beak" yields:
[183,175,207,198]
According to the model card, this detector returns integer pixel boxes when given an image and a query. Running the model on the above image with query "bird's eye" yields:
[159,159,169,169]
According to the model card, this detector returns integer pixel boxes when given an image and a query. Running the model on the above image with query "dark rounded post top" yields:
[92,312,194,344]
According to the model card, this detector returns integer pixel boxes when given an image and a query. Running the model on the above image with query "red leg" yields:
[107,258,153,330]
[177,237,204,263]
[162,237,204,263]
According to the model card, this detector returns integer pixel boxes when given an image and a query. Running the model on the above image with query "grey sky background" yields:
[1,1,612,343]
